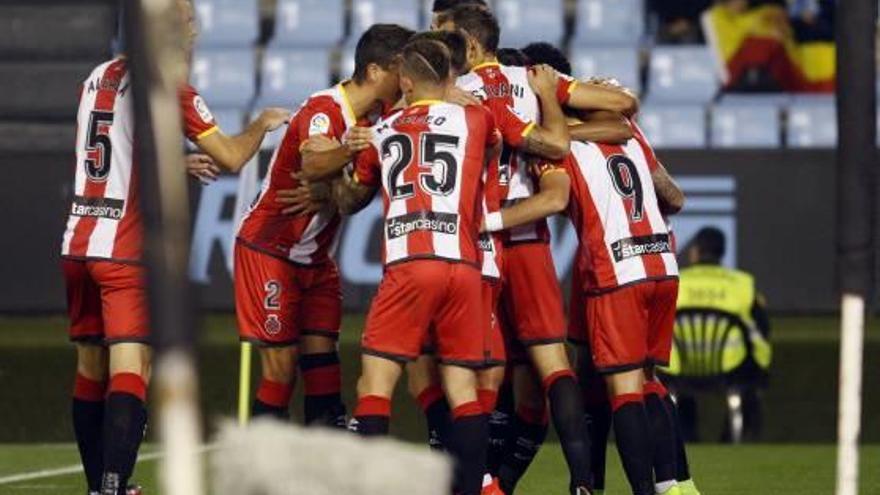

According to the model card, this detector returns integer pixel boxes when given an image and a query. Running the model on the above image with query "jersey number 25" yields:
[384,133,460,200]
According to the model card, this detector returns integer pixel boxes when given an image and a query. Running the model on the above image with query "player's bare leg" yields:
[100,343,150,495]
[440,364,488,495]
[407,355,450,450]
[253,345,298,419]
[73,343,109,494]
[353,355,403,436]
[605,369,654,495]
[299,335,346,427]
[525,343,593,494]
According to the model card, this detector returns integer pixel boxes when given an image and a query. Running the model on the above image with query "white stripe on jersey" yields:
[620,140,678,277]
[430,105,466,261]
[573,142,647,284]
[383,139,410,263]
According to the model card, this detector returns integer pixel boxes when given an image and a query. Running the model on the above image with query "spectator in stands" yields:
[702,0,835,92]
[648,0,713,43]
[789,0,835,41]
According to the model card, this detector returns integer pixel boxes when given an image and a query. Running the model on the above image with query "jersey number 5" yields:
[84,110,115,182]
[384,133,460,200]
[607,155,644,221]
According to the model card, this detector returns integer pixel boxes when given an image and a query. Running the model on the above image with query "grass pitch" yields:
[0,443,878,494]
[1,314,879,493]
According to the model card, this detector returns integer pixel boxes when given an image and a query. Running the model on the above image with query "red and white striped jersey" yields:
[564,123,678,292]
[236,83,364,265]
[354,100,500,267]
[61,58,218,263]
[457,61,576,245]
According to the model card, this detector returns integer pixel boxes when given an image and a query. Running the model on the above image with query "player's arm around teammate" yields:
[193,106,291,173]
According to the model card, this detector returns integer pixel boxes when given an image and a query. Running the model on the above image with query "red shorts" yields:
[234,242,341,347]
[62,259,150,344]
[500,242,567,346]
[584,278,679,373]
[363,260,484,367]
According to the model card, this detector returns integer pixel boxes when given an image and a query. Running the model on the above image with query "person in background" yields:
[674,227,772,442]
[648,0,713,43]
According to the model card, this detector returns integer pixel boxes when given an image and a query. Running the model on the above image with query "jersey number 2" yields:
[384,133,460,200]
[607,155,644,221]
[84,110,115,182]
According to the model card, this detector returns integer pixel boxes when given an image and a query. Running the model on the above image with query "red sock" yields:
[643,380,669,398]
[477,389,499,413]
[355,395,392,417]
[300,353,341,396]
[451,401,483,420]
[256,379,294,408]
[416,385,445,413]
[73,374,106,402]
[108,372,146,402]
[611,393,644,412]
[542,369,576,391]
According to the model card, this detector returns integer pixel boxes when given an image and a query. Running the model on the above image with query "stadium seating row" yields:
[194,0,646,48]
[192,45,720,109]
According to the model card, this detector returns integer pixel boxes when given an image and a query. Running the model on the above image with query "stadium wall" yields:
[0,149,837,314]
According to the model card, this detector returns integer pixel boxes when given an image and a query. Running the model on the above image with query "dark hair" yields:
[409,30,468,76]
[353,24,415,83]
[521,42,572,76]
[497,48,530,67]
[432,0,488,13]
[401,39,451,85]
[442,4,499,54]
[693,227,726,262]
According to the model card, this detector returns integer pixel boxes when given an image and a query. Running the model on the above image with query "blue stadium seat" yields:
[191,49,256,108]
[194,0,259,47]
[648,46,719,103]
[710,101,781,148]
[573,0,644,46]
[259,47,332,107]
[637,104,706,148]
[787,95,836,148]
[272,0,345,48]
[350,0,420,42]
[571,46,640,95]
[496,0,565,46]
[186,108,242,150]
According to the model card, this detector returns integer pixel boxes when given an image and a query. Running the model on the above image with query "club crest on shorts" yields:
[264,314,282,335]
[309,113,331,136]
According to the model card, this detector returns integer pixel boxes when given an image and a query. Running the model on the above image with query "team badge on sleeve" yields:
[193,95,215,124]
[308,113,331,136]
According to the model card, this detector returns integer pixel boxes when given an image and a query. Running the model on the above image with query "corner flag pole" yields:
[230,154,260,425]
[125,1,205,494]
[834,1,876,494]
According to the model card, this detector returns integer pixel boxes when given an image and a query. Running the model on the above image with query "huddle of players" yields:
[59,0,700,494]
[233,2,700,495]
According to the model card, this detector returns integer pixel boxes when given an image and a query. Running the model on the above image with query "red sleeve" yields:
[530,158,567,182]
[353,144,381,187]
[556,73,577,105]
[179,84,218,142]
[490,100,535,148]
[630,120,660,172]
[295,98,347,143]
